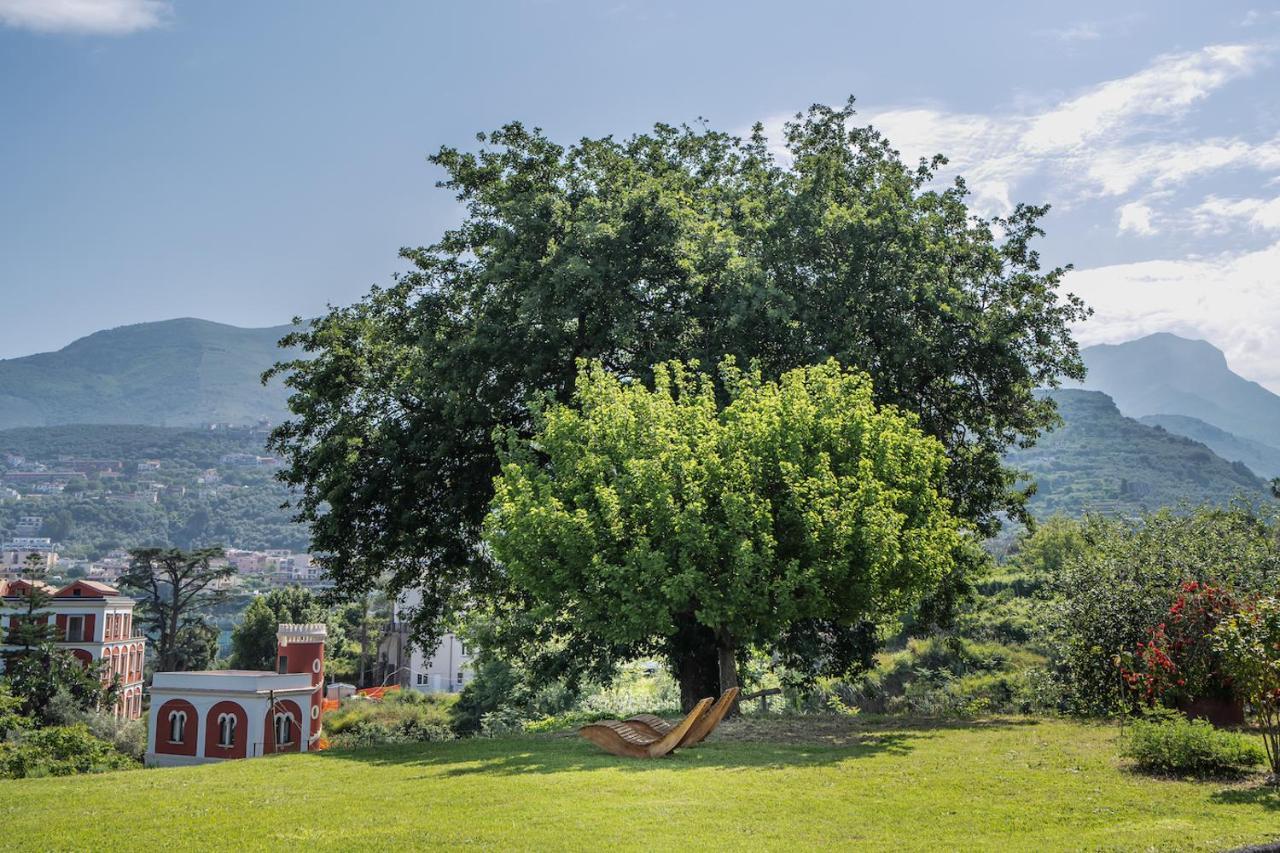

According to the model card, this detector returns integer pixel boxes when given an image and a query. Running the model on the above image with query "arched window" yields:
[274,712,293,746]
[168,710,187,743]
[217,713,237,747]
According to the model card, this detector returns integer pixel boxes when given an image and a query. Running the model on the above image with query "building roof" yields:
[2,578,125,599]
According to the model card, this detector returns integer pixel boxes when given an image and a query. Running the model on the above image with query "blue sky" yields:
[3,1,1280,386]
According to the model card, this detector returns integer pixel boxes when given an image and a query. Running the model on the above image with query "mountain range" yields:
[1,318,1276,518]
[0,318,301,429]
[1007,389,1269,517]
[1073,333,1280,479]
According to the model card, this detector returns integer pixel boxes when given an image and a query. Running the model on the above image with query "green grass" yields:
[1,716,1276,851]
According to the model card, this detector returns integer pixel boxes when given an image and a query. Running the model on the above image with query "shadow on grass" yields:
[317,716,1040,778]
[1210,784,1280,812]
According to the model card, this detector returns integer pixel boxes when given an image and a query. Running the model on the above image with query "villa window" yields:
[277,655,288,674]
[217,713,237,748]
[274,713,293,746]
[65,615,84,643]
[168,710,187,743]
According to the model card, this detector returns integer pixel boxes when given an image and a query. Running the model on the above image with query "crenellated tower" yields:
[276,623,327,742]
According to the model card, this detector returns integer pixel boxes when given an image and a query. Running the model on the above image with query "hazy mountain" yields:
[1137,414,1280,479]
[1077,333,1280,450]
[1006,390,1269,517]
[0,318,301,429]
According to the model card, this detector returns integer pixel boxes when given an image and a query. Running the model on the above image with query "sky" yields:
[2,1,1280,387]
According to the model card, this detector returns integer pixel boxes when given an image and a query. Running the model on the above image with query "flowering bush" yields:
[1213,597,1280,776]
[1120,582,1237,706]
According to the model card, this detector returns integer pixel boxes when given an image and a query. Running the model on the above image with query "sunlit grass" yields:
[2,716,1276,851]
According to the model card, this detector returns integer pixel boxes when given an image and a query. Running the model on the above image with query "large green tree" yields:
[228,586,326,671]
[268,100,1087,694]
[118,547,233,672]
[485,359,965,705]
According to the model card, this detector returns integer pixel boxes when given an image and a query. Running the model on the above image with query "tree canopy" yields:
[268,99,1087,656]
[119,547,233,672]
[484,359,965,704]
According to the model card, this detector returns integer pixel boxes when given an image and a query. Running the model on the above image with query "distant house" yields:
[136,460,162,472]
[1,538,58,575]
[377,589,473,693]
[14,516,43,536]
[0,578,146,719]
[220,453,258,467]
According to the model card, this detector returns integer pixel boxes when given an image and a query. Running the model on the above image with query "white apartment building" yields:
[377,589,473,693]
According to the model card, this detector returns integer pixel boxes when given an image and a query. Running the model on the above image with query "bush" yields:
[325,691,457,749]
[1121,714,1265,777]
[0,724,136,779]
[74,709,147,761]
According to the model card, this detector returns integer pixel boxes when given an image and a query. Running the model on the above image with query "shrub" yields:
[325,691,457,749]
[1119,582,1237,707]
[78,710,147,761]
[0,724,136,779]
[1121,713,1265,777]
[1213,596,1280,775]
[1044,508,1276,715]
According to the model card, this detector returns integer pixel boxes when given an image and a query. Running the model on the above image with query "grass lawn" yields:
[2,716,1277,851]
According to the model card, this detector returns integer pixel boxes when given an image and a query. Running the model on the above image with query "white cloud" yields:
[1052,22,1103,43]
[0,0,169,34]
[816,44,1275,217]
[1117,201,1157,235]
[1189,195,1280,233]
[1067,240,1280,391]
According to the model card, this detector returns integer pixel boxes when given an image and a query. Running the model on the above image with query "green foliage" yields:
[324,691,457,749]
[0,684,33,739]
[0,724,136,779]
[1213,597,1280,775]
[1120,712,1265,777]
[1043,507,1279,715]
[119,547,233,672]
[0,425,309,556]
[73,710,147,762]
[229,586,326,670]
[4,645,117,726]
[171,620,221,671]
[0,318,300,430]
[485,359,965,700]
[815,636,1050,717]
[268,101,1087,660]
[1007,391,1270,517]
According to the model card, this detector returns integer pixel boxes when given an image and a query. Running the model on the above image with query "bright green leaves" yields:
[485,358,963,675]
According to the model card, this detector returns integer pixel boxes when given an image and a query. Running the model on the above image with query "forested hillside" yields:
[1007,390,1269,517]
[0,424,306,556]
[0,318,301,428]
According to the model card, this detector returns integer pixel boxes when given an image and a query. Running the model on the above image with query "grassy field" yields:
[1,716,1276,851]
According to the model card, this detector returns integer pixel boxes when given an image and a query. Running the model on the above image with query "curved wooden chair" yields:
[626,687,739,747]
[578,697,712,758]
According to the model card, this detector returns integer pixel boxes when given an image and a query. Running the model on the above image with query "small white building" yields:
[145,624,327,766]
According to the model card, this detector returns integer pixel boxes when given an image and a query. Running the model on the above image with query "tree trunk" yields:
[716,634,740,718]
[670,614,720,712]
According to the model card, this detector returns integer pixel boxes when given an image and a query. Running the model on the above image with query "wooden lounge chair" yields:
[625,686,740,747]
[578,697,713,758]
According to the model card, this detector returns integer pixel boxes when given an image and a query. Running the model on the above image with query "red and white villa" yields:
[0,578,146,719]
[146,623,327,766]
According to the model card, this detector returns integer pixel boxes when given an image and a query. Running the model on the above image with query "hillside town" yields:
[4,2,1280,849]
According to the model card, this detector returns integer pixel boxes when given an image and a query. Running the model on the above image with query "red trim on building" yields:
[262,699,303,754]
[155,699,199,756]
[204,701,248,760]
